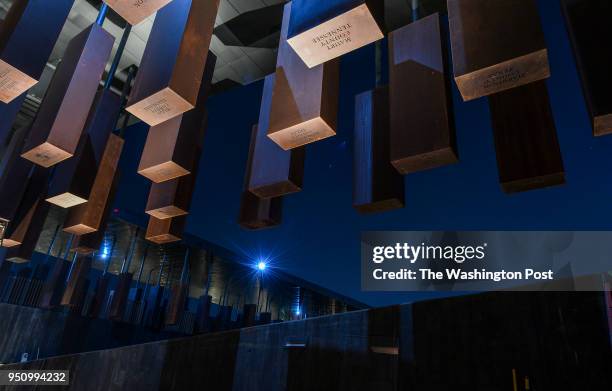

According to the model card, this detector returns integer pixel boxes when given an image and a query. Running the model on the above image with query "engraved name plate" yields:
[267,2,339,150]
[106,0,173,26]
[126,0,219,126]
[448,0,550,101]
[286,0,384,68]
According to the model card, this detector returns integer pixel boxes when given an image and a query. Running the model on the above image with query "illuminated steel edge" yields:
[286,0,385,68]
[388,13,457,174]
[21,24,114,167]
[267,2,340,150]
[448,0,550,101]
[126,0,219,126]
[239,125,282,230]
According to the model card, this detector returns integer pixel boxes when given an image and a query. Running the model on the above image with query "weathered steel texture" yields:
[286,0,385,68]
[21,24,115,167]
[239,125,282,230]
[145,216,185,244]
[64,134,125,235]
[388,13,457,174]
[448,0,550,101]
[488,81,565,193]
[126,0,219,126]
[47,89,121,208]
[137,53,215,183]
[0,0,74,104]
[1,166,49,248]
[353,87,404,214]
[268,2,339,150]
[561,0,612,136]
[106,0,173,26]
[249,74,305,198]
[145,156,200,219]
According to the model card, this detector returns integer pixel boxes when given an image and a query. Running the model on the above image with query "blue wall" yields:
[115,0,612,306]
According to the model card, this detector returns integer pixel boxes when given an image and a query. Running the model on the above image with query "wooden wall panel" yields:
[249,74,305,198]
[106,0,173,26]
[268,3,340,150]
[388,13,457,174]
[448,0,549,101]
[21,24,114,167]
[353,87,404,214]
[126,0,219,126]
[138,53,215,183]
[488,81,564,193]
[64,134,124,235]
[145,216,185,244]
[561,0,612,136]
[286,0,384,68]
[0,0,74,103]
[239,125,282,230]
[46,89,121,208]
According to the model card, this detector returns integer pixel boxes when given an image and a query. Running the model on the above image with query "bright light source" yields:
[295,309,301,316]
[257,261,267,271]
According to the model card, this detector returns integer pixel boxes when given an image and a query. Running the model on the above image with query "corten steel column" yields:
[388,13,458,174]
[39,236,74,309]
[145,215,185,244]
[1,167,51,263]
[145,143,202,219]
[109,227,139,320]
[138,53,215,183]
[353,86,404,213]
[286,0,385,68]
[71,68,136,253]
[488,81,565,193]
[0,125,33,224]
[447,0,550,101]
[106,0,173,26]
[21,7,115,167]
[126,243,148,323]
[46,25,131,208]
[87,234,116,318]
[248,73,305,198]
[61,252,92,307]
[0,0,74,146]
[239,125,283,230]
[267,2,340,150]
[561,0,612,136]
[70,173,119,254]
[63,133,124,235]
[166,248,190,325]
[126,0,219,126]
